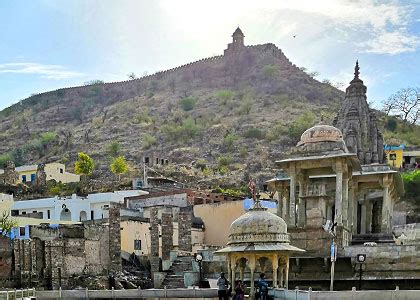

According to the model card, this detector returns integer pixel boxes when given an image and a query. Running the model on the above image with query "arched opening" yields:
[60,208,71,221]
[79,211,87,221]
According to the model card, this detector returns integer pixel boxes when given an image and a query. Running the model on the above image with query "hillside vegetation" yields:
[0,43,419,188]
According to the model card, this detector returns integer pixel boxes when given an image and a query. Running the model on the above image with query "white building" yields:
[11,190,148,222]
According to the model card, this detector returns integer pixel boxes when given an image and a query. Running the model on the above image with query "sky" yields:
[0,0,419,110]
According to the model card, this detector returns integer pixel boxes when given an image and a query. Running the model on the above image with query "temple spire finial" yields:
[248,178,263,209]
[354,60,360,79]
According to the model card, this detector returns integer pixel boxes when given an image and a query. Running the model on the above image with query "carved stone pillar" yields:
[249,256,256,297]
[289,165,297,228]
[381,175,391,233]
[297,176,306,228]
[348,182,355,233]
[334,160,343,226]
[283,186,290,224]
[360,202,367,234]
[230,256,236,286]
[279,267,284,288]
[272,254,278,287]
[342,172,349,228]
[276,183,284,218]
[285,257,289,290]
[227,255,232,286]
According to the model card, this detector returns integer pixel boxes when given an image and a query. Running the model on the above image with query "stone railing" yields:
[0,288,36,299]
[269,287,420,300]
[30,288,218,299]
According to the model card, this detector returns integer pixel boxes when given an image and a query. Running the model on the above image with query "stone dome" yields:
[297,124,343,146]
[228,208,289,245]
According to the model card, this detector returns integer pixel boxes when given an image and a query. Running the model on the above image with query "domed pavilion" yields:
[215,185,304,296]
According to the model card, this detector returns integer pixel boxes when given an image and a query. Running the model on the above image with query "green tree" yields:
[110,156,129,180]
[223,133,237,151]
[243,127,265,140]
[75,152,95,177]
[107,141,121,157]
[143,134,157,149]
[0,153,12,167]
[215,90,235,105]
[0,211,17,235]
[385,117,398,132]
[402,170,420,202]
[179,97,197,111]
[262,64,278,78]
[288,112,316,142]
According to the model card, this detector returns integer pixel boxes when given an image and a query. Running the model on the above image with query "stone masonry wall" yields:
[108,203,122,273]
[150,207,160,272]
[161,209,173,260]
[178,207,192,252]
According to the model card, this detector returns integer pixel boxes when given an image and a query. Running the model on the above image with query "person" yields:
[257,273,269,300]
[233,280,245,300]
[217,272,230,300]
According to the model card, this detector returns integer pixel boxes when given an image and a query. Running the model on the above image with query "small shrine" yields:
[215,180,304,297]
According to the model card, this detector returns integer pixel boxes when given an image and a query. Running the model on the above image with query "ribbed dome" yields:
[228,208,289,245]
[297,124,343,146]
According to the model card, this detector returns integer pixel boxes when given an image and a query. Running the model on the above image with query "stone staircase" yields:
[162,256,194,288]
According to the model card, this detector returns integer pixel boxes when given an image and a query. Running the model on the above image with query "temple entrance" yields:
[79,211,87,221]
[372,200,382,233]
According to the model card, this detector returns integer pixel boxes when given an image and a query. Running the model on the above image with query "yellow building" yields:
[0,162,80,184]
[120,216,205,257]
[384,144,404,168]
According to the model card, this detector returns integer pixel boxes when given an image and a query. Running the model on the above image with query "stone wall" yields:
[20,41,298,114]
[108,203,122,273]
[149,207,160,272]
[161,209,174,260]
[12,222,114,289]
[178,207,192,252]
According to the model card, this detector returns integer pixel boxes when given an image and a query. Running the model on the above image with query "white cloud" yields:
[361,29,420,55]
[0,63,83,80]
[160,0,419,55]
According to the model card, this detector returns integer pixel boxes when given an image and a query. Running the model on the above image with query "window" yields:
[91,210,94,220]
[47,210,51,219]
[134,240,141,250]
[22,175,26,182]
[60,168,64,174]
[30,174,36,182]
[156,158,159,164]
[21,211,26,215]
[144,157,150,164]
[19,227,26,236]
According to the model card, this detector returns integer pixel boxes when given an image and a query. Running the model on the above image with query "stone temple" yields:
[267,62,416,289]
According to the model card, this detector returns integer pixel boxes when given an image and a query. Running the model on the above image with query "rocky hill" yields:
[0,32,394,188]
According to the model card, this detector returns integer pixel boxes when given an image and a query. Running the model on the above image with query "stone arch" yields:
[79,211,87,221]
[60,207,72,221]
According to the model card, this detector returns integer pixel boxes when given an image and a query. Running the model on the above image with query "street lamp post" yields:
[356,254,366,290]
[195,253,203,287]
